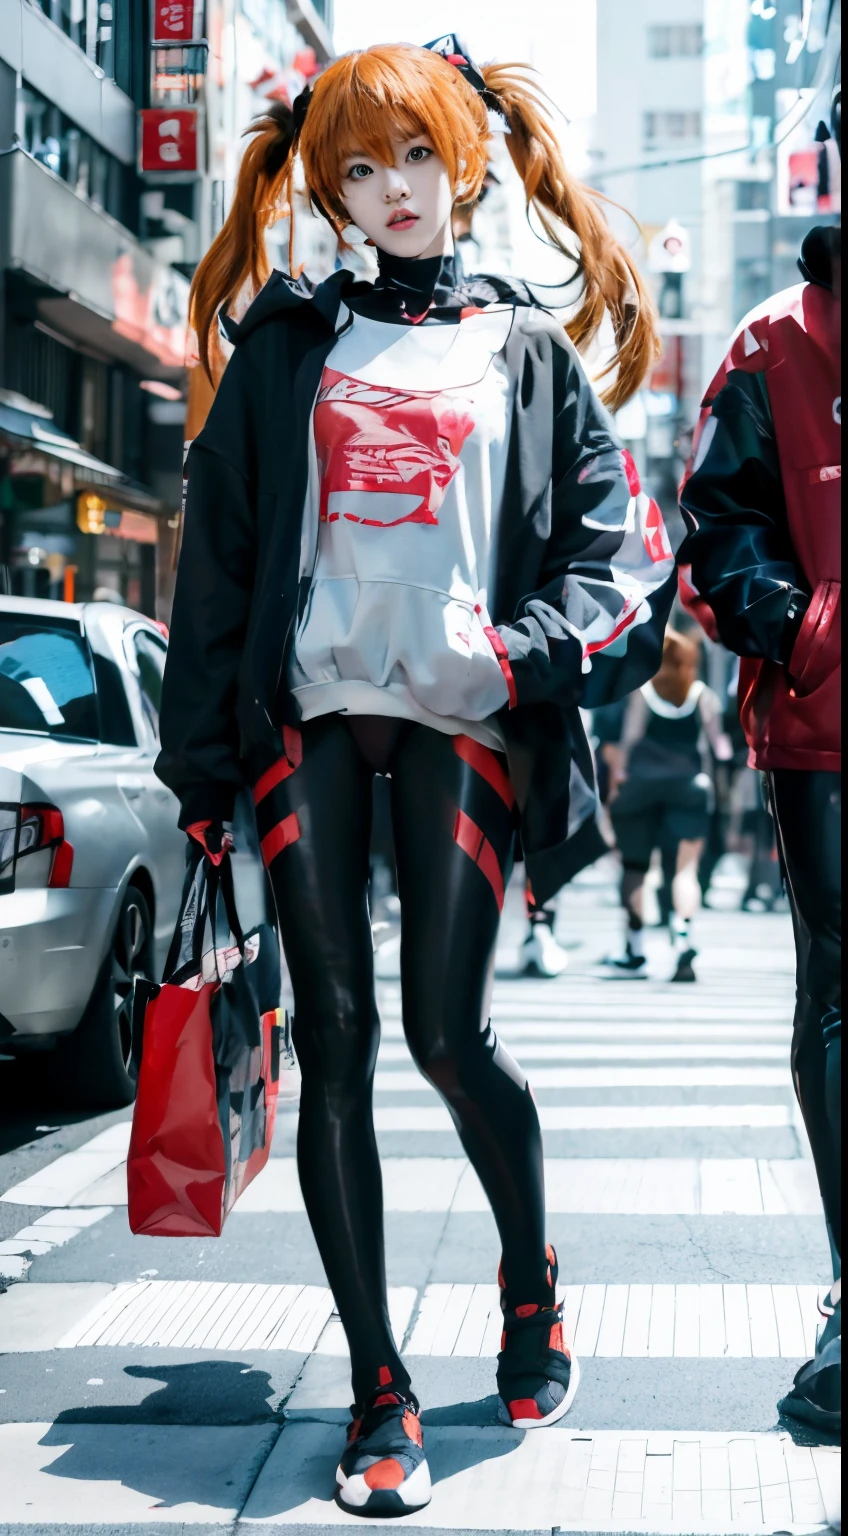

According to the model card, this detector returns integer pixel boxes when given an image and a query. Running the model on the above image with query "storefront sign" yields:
[153,0,196,42]
[139,109,198,172]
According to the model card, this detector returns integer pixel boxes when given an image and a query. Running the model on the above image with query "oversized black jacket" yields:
[157,269,677,903]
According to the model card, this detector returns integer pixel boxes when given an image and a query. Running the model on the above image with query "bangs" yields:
[334,97,431,168]
[300,45,490,220]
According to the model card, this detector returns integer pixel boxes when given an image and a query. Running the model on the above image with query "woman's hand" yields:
[186,821,236,866]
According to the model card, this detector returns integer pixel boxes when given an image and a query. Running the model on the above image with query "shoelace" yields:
[347,1388,421,1443]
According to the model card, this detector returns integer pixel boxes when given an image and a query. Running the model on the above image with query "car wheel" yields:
[58,884,154,1109]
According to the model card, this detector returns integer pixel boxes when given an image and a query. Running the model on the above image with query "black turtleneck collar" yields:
[347,248,468,325]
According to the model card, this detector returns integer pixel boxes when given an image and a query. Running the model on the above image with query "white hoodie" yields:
[289,304,518,750]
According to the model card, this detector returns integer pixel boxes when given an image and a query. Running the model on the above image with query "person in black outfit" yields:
[156,40,676,1514]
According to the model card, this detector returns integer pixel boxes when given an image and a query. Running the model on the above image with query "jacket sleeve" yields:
[494,335,677,709]
[679,366,809,664]
[155,345,258,828]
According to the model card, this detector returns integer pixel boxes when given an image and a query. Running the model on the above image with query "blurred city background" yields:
[0,0,840,622]
[0,6,841,1525]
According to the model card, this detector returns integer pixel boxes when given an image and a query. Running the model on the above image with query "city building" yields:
[0,0,333,616]
[591,0,840,518]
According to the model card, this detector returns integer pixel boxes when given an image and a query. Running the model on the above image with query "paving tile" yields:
[0,1420,277,1523]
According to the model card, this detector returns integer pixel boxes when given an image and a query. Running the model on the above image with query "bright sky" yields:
[332,0,597,125]
[331,0,598,281]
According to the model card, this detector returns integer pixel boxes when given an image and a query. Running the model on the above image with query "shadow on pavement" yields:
[41,1377,522,1518]
[46,1359,279,1426]
[241,1408,523,1517]
[38,1363,279,1512]
[0,1052,106,1157]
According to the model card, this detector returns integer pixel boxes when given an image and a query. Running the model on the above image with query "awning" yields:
[0,401,164,516]
[0,402,122,482]
[3,149,190,382]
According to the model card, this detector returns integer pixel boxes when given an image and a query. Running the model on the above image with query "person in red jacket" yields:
[680,187,841,1435]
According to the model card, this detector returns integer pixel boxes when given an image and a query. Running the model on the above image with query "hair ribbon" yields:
[423,33,510,130]
[292,85,312,136]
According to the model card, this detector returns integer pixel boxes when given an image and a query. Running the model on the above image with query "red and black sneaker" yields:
[497,1245,580,1429]
[336,1376,431,1517]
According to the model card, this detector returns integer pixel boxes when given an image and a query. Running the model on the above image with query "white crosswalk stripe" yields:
[374,1065,793,1088]
[373,1103,794,1131]
[0,1279,825,1360]
[3,1152,819,1215]
[0,1421,838,1531]
[379,1040,792,1060]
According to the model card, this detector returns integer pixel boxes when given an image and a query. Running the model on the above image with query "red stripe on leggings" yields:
[453,735,515,809]
[253,727,303,805]
[260,812,301,867]
[453,810,505,911]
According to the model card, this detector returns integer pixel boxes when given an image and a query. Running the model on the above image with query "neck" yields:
[374,246,458,303]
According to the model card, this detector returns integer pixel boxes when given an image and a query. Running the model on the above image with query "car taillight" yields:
[18,804,74,888]
[0,804,18,894]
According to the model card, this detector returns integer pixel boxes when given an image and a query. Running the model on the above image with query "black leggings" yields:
[252,714,548,1402]
[770,769,841,1269]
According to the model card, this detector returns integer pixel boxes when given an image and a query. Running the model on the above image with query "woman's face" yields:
[338,134,454,259]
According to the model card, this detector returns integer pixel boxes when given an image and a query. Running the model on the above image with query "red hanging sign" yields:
[153,0,195,42]
[140,108,198,172]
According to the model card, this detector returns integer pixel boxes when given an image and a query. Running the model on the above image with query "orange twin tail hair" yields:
[190,44,660,405]
[480,61,661,407]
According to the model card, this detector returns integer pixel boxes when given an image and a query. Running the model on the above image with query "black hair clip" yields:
[423,33,509,128]
[292,85,312,136]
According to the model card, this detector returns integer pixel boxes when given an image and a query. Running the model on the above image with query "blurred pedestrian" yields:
[520,879,570,977]
[602,629,732,982]
[680,169,841,1432]
[722,664,783,913]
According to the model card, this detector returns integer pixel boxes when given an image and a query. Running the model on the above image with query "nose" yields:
[383,168,410,203]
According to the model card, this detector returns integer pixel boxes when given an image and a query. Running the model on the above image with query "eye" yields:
[407,145,433,163]
[346,163,373,181]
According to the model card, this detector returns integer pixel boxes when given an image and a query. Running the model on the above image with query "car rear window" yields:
[0,617,99,741]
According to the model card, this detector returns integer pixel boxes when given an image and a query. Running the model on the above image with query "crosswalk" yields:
[0,865,840,1533]
[2,1276,820,1359]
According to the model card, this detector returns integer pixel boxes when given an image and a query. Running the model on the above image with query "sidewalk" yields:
[0,858,840,1534]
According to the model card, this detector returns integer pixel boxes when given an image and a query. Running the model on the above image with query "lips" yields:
[387,211,419,229]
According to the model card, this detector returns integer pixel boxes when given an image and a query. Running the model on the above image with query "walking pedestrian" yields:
[602,629,732,982]
[520,879,571,977]
[156,37,676,1515]
[680,186,841,1433]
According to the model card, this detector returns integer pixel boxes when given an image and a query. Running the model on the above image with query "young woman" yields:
[157,37,676,1517]
[602,629,732,982]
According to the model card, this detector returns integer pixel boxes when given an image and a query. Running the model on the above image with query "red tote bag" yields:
[128,852,283,1237]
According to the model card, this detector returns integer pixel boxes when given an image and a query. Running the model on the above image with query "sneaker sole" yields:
[522,960,568,979]
[336,1458,432,1516]
[499,1354,581,1430]
[777,1393,841,1438]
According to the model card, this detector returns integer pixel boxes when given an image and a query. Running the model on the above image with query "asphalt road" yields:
[0,855,840,1534]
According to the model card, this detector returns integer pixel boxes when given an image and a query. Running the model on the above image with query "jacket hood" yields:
[220,268,352,345]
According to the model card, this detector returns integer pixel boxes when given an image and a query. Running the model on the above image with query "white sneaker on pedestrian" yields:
[521,925,569,978]
[278,1014,301,1106]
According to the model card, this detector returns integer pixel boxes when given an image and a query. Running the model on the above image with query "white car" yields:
[0,596,270,1107]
